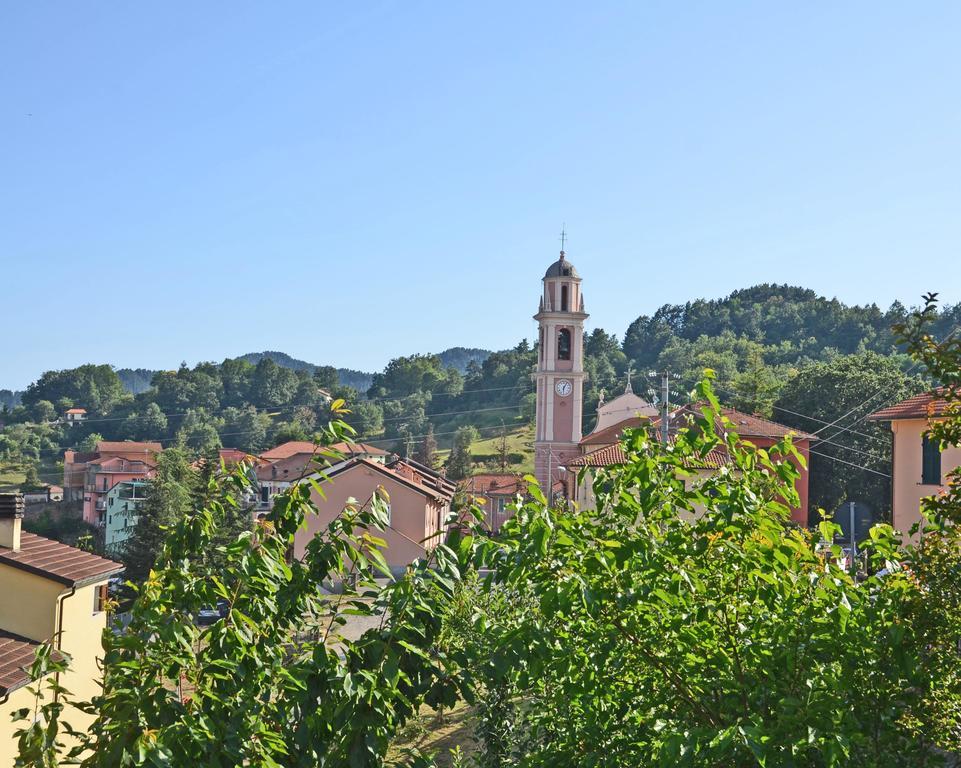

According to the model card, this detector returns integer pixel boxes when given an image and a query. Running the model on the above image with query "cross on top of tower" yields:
[625,364,634,394]
[559,225,567,258]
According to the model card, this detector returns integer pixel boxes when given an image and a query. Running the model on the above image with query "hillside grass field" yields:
[0,464,26,490]
[437,423,535,475]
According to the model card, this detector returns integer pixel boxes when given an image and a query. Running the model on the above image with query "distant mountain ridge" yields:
[236,352,374,392]
[109,347,493,398]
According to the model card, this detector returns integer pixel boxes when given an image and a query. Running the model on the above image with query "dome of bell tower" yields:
[544,251,580,279]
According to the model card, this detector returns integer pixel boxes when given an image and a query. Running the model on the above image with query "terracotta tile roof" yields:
[86,456,154,471]
[260,440,386,461]
[715,407,817,441]
[64,408,87,414]
[391,458,457,495]
[868,389,954,421]
[95,441,162,454]
[255,452,320,481]
[581,406,814,449]
[324,458,455,503]
[0,632,62,694]
[580,416,650,446]
[464,474,528,496]
[567,440,729,470]
[0,533,124,587]
[567,444,628,468]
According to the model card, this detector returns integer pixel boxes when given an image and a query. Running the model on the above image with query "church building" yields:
[531,243,814,525]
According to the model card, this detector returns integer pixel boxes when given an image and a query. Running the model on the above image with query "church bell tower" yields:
[534,240,587,494]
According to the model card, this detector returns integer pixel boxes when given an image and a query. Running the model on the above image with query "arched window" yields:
[561,285,569,311]
[558,328,571,361]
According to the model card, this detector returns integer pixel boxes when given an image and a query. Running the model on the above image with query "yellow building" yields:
[870,390,961,537]
[0,493,123,765]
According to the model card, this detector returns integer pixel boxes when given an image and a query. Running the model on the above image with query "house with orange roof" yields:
[62,407,87,425]
[0,493,123,765]
[869,389,960,537]
[292,456,456,572]
[255,440,388,511]
[566,403,815,524]
[64,440,161,506]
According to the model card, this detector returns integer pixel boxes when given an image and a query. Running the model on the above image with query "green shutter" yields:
[922,436,942,485]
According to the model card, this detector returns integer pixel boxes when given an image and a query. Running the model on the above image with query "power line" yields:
[808,449,891,478]
[813,323,960,443]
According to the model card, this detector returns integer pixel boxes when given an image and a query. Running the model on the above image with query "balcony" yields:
[95,500,107,512]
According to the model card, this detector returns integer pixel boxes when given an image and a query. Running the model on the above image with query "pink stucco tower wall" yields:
[534,248,588,495]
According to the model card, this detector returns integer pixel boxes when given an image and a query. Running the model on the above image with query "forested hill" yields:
[624,284,960,372]
[3,284,959,522]
[108,349,492,398]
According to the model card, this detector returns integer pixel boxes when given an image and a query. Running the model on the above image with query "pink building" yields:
[63,441,161,523]
[82,456,156,525]
[463,473,563,533]
[292,457,456,572]
[533,248,588,493]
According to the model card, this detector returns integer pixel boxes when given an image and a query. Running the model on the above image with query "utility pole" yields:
[660,370,670,445]
[849,500,857,579]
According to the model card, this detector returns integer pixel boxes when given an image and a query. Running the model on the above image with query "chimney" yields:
[0,493,24,552]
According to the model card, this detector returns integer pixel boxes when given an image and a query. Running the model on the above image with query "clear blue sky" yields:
[4,2,960,389]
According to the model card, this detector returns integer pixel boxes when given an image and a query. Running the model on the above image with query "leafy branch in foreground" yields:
[455,372,960,767]
[18,404,480,767]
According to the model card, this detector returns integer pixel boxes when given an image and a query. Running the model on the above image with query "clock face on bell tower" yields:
[533,245,588,494]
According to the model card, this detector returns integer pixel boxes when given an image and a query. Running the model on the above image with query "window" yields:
[94,583,108,613]
[922,435,942,485]
[557,328,571,360]
[561,285,569,311]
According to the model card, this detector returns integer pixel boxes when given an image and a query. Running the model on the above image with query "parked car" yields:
[194,606,222,626]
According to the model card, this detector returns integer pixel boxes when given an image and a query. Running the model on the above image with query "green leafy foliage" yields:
[451,375,960,766]
[446,426,479,481]
[21,364,129,416]
[19,413,480,767]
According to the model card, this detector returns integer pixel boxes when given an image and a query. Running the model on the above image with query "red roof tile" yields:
[714,407,817,441]
[868,389,954,421]
[567,440,729,469]
[580,406,814,449]
[464,474,529,496]
[95,441,162,454]
[580,416,650,446]
[86,456,154,472]
[0,632,62,694]
[0,533,124,587]
[323,458,455,503]
[64,408,86,414]
[260,440,386,461]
